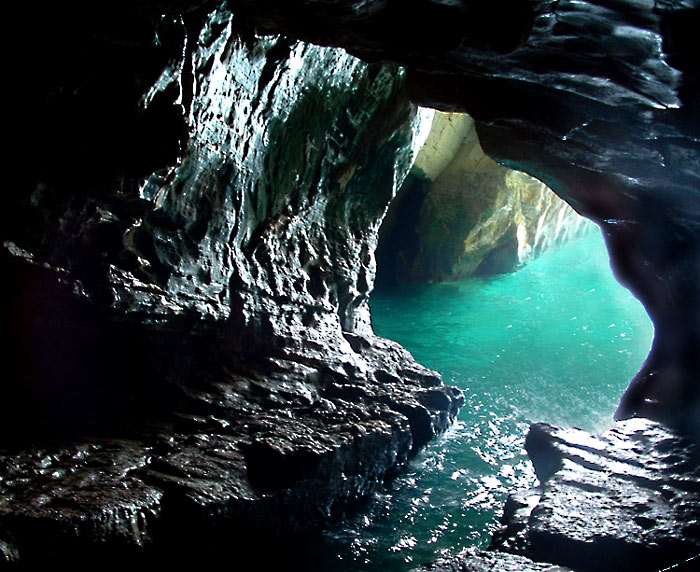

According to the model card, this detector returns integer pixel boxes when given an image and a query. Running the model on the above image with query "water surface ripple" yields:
[320,230,654,571]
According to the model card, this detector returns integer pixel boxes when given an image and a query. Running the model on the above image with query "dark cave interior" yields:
[1,1,699,569]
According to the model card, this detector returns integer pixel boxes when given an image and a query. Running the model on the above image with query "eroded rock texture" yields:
[415,550,572,572]
[491,420,700,572]
[376,112,592,285]
[414,420,699,572]
[3,0,700,567]
[2,4,462,564]
[228,0,700,439]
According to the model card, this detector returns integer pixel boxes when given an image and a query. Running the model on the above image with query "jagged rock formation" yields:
[415,419,700,572]
[227,0,700,439]
[494,420,700,571]
[416,550,573,572]
[376,112,593,285]
[1,5,462,564]
[2,0,700,568]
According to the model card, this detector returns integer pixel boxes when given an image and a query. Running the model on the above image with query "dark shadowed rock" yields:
[491,420,700,572]
[414,549,572,572]
[1,4,464,564]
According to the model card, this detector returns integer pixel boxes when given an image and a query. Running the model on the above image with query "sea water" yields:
[313,229,654,571]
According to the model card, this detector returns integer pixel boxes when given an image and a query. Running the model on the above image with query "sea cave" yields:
[1,1,699,570]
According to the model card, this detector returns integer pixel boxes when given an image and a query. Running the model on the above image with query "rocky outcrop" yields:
[0,329,461,565]
[493,420,700,572]
[1,4,462,564]
[376,112,592,285]
[415,420,699,572]
[416,550,573,572]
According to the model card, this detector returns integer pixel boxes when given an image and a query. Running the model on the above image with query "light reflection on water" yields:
[322,417,535,571]
[319,230,654,571]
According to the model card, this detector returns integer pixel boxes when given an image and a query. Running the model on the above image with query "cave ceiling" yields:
[1,1,699,565]
[225,0,700,430]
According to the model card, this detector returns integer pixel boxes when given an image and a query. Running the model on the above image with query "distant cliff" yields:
[376,112,593,286]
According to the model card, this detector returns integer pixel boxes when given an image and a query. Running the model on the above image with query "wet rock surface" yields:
[415,549,572,572]
[376,112,592,285]
[415,419,699,572]
[2,4,462,564]
[1,256,463,564]
[0,332,461,565]
[490,419,700,572]
[227,0,700,437]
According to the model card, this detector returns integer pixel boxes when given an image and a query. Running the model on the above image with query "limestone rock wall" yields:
[226,0,700,434]
[1,4,462,563]
[377,112,592,286]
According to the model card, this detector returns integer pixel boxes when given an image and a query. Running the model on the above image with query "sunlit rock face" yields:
[376,112,592,285]
[227,0,700,436]
[416,550,574,572]
[1,4,462,563]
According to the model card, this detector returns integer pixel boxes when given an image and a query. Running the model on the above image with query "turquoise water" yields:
[318,230,654,571]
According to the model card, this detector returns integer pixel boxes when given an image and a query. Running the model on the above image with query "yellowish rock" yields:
[377,112,593,284]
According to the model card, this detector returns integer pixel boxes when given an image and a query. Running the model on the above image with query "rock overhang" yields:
[225,0,700,433]
[1,0,699,566]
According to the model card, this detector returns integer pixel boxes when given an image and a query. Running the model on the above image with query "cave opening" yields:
[322,112,655,572]
[226,106,662,572]
[3,1,699,568]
